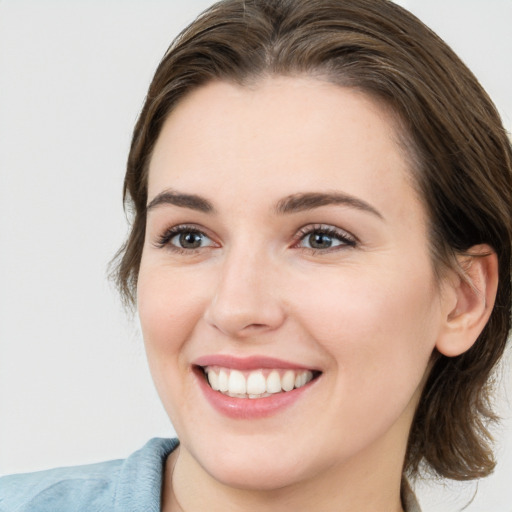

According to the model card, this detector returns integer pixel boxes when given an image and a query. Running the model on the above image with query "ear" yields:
[436,245,499,357]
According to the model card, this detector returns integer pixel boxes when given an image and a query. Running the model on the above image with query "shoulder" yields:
[0,438,179,512]
[0,458,122,512]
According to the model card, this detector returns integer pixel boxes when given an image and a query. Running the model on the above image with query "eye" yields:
[172,230,209,249]
[296,225,357,251]
[155,225,216,251]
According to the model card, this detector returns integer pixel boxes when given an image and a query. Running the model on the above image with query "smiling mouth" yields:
[198,366,321,399]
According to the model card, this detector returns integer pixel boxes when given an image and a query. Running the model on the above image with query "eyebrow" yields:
[275,192,383,219]
[146,189,215,213]
[146,189,383,219]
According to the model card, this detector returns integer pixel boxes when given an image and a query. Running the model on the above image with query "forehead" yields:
[147,77,424,226]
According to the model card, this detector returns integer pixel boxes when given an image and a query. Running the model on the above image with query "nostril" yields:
[245,323,269,330]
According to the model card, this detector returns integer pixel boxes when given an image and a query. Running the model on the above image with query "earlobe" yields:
[436,245,499,358]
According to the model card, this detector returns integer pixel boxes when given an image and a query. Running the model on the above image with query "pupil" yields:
[180,232,202,248]
[309,233,332,249]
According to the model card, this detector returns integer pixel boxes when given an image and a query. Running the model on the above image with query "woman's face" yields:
[138,77,449,489]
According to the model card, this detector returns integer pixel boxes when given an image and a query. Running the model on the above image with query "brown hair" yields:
[113,0,512,480]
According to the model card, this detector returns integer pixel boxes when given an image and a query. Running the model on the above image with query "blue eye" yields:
[297,226,356,250]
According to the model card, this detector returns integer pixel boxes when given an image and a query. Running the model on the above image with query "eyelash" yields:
[154,224,215,254]
[154,224,357,254]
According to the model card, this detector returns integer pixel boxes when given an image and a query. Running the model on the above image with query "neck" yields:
[162,438,406,512]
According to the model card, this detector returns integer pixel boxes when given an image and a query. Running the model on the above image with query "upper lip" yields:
[193,354,319,371]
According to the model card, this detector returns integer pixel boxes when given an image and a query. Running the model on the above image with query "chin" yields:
[186,432,318,492]
[207,459,308,491]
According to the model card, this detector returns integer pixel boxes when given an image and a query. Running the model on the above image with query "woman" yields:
[1,0,510,511]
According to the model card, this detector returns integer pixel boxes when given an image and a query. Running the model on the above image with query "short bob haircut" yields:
[114,0,512,481]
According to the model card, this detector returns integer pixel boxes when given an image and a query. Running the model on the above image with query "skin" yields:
[137,77,466,512]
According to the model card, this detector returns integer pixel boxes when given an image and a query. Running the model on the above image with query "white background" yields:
[0,1,511,510]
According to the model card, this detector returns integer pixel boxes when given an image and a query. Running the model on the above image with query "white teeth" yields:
[266,370,282,394]
[205,366,316,398]
[246,371,266,395]
[281,370,295,391]
[228,370,246,394]
[208,369,220,391]
[218,369,229,392]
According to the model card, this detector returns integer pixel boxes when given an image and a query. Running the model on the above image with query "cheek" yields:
[138,258,205,343]
[294,261,437,334]
[290,263,439,407]
[136,263,205,399]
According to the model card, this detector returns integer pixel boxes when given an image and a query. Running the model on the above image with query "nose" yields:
[203,246,286,338]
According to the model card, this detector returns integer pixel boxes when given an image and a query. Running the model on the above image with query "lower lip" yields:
[194,368,317,419]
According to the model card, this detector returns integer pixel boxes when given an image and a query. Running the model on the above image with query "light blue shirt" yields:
[0,438,179,512]
[0,437,421,511]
